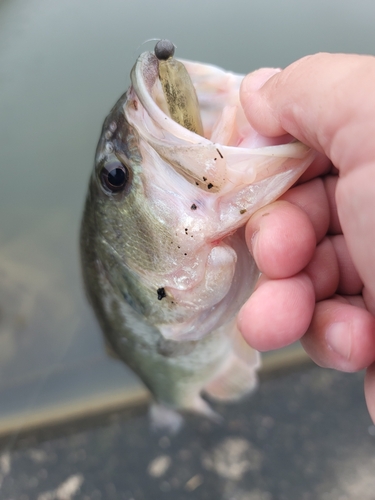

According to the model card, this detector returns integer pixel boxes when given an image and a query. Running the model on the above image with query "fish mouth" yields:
[127,49,315,203]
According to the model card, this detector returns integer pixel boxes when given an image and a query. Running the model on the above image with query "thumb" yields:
[240,53,375,172]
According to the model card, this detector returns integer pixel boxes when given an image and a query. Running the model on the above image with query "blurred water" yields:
[0,0,374,433]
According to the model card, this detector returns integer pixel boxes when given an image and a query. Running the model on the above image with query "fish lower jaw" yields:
[208,229,237,247]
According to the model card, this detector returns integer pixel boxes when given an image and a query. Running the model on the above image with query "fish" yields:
[80,40,316,431]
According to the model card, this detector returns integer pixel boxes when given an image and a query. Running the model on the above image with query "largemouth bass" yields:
[81,41,315,429]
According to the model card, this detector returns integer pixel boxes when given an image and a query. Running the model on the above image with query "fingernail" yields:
[326,322,351,360]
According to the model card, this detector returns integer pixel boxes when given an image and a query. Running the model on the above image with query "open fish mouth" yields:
[128,40,315,205]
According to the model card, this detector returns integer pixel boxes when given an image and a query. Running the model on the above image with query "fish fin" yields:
[203,324,261,402]
[203,354,259,402]
[232,324,262,368]
[187,395,223,424]
[149,396,222,434]
[149,403,184,434]
[103,339,121,360]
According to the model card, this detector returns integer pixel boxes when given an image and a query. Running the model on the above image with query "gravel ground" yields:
[0,364,374,500]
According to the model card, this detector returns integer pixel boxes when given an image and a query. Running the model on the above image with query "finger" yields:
[240,53,375,170]
[364,363,375,424]
[336,165,375,302]
[330,234,363,295]
[239,67,281,93]
[301,235,363,301]
[238,272,315,351]
[301,298,375,372]
[280,178,330,243]
[363,286,375,317]
[246,200,316,279]
[297,153,332,183]
[343,294,367,309]
[323,175,341,234]
[304,237,339,301]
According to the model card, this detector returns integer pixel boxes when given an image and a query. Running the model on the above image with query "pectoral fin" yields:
[203,322,261,401]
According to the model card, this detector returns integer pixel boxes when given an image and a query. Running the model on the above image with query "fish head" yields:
[83,49,316,342]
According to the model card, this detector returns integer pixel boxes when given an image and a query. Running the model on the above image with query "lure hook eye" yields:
[155,39,175,60]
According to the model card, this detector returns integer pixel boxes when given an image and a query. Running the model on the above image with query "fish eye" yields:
[100,161,130,194]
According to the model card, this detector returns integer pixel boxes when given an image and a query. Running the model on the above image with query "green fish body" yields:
[81,45,315,428]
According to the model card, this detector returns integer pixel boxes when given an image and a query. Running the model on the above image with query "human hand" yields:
[237,53,375,423]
